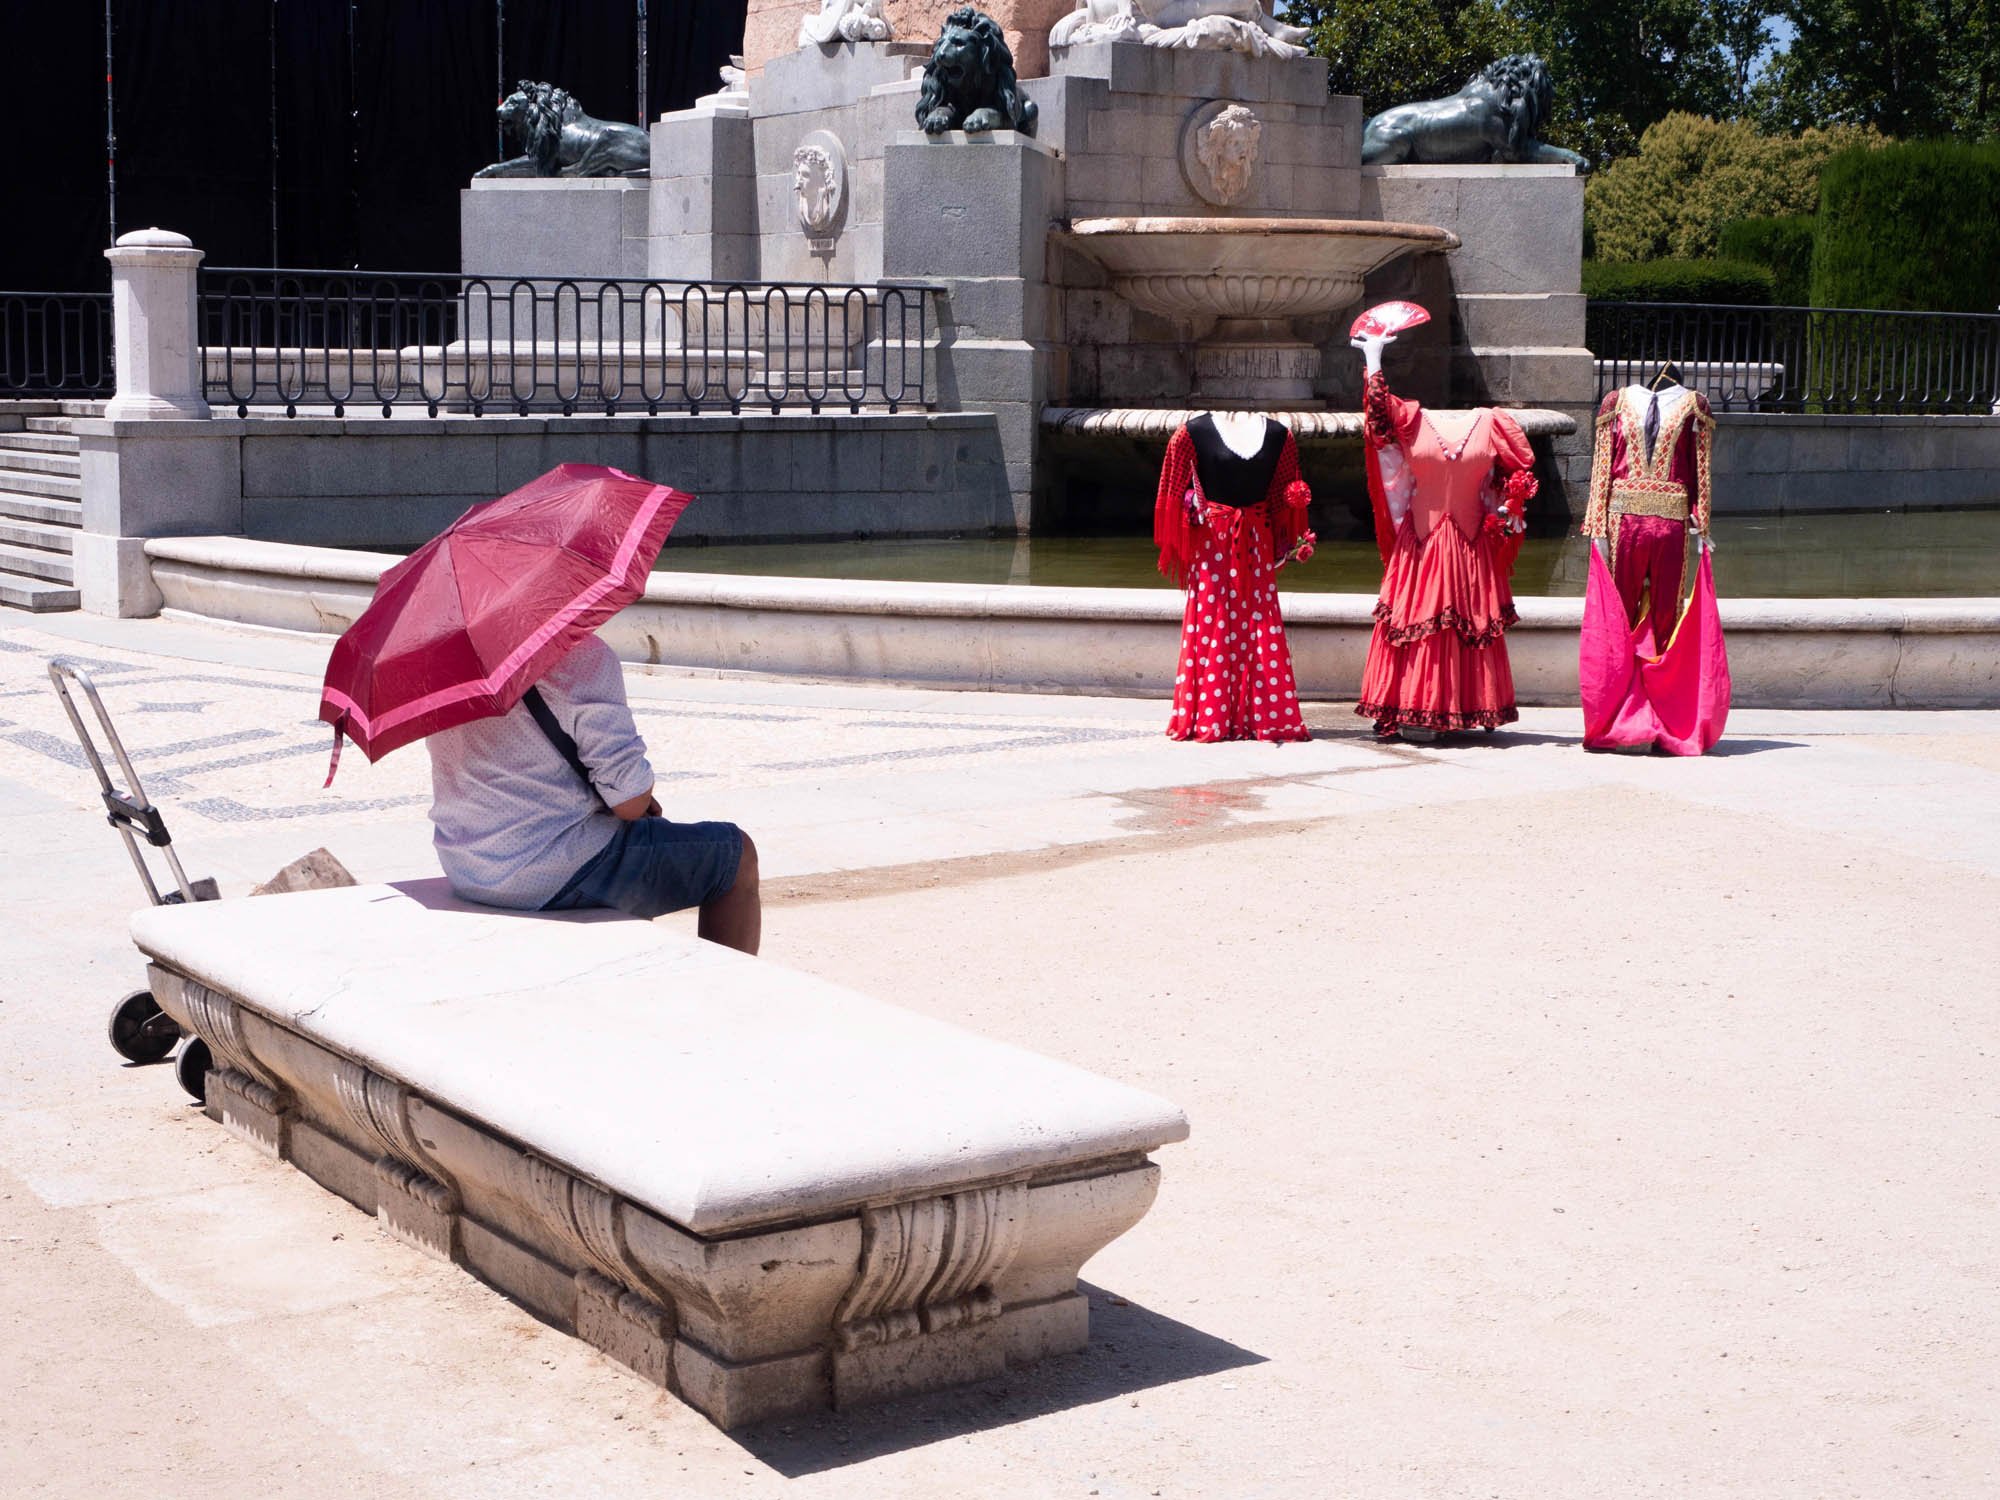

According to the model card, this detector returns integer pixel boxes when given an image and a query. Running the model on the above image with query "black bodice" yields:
[1189,414,1284,508]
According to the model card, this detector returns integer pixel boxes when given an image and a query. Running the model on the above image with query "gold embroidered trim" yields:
[1692,406,1715,533]
[1583,405,1616,537]
[1610,477,1690,522]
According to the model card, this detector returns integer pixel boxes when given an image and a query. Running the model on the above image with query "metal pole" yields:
[270,0,280,267]
[496,0,506,163]
[636,0,649,124]
[348,0,360,268]
[104,0,116,245]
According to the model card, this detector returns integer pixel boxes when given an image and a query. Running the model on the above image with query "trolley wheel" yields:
[108,990,179,1065]
[174,1038,213,1103]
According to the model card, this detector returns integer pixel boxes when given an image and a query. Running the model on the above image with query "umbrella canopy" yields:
[320,463,692,767]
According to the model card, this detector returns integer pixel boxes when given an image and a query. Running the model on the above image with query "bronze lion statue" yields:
[1361,55,1587,170]
[475,81,650,179]
[916,8,1039,137]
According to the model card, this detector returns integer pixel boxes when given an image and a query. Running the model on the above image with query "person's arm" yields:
[608,789,661,822]
[542,639,658,816]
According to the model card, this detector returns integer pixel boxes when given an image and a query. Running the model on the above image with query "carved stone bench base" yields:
[152,963,1164,1429]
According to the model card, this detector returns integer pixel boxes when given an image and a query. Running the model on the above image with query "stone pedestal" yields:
[886,130,1064,529]
[103,229,210,422]
[1362,162,1597,514]
[460,179,652,281]
[650,110,758,282]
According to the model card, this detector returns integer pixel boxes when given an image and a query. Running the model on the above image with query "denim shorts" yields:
[542,817,744,920]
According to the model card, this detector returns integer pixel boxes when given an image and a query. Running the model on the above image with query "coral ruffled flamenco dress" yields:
[1357,371,1538,734]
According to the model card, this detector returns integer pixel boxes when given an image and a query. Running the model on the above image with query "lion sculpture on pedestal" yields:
[915,8,1039,137]
[474,81,650,179]
[1360,55,1588,169]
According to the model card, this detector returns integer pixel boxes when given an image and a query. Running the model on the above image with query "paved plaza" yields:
[3,611,1998,1498]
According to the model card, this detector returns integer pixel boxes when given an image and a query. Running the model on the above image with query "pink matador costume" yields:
[1577,382,1731,755]
[1582,383,1715,642]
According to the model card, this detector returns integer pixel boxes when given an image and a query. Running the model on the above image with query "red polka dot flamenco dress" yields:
[1154,415,1316,743]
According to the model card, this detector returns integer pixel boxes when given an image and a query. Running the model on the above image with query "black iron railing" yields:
[1589,301,2000,415]
[0,291,114,399]
[197,269,936,418]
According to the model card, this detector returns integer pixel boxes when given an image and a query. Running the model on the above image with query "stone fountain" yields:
[459,2,1593,532]
[1063,215,1459,404]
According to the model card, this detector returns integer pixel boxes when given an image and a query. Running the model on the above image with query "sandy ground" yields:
[2,614,1997,1499]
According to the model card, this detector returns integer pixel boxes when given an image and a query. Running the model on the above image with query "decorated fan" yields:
[1348,301,1431,339]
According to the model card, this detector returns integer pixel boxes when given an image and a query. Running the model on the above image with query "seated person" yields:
[425,634,759,954]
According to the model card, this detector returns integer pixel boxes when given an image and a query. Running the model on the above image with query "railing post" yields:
[103,228,210,421]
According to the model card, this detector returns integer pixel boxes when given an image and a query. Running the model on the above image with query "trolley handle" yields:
[102,789,174,848]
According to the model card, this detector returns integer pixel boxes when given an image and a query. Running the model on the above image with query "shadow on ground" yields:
[731,1283,1265,1477]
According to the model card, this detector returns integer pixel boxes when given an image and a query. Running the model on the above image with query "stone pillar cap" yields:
[113,227,196,249]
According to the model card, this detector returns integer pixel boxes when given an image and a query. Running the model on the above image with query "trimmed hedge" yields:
[1812,141,2000,312]
[1718,216,1816,306]
[1582,258,1775,305]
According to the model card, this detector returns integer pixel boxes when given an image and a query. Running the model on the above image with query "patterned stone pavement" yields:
[6,611,2000,1500]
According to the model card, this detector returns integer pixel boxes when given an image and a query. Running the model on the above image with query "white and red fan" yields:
[1349,301,1431,339]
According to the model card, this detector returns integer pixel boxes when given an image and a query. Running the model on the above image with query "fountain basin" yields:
[143,534,2000,709]
[1061,217,1458,404]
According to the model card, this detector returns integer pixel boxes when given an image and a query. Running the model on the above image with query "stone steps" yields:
[0,466,81,501]
[0,447,80,477]
[0,491,81,527]
[0,411,82,610]
[0,572,79,611]
[0,516,74,554]
[0,538,76,582]
[0,430,81,456]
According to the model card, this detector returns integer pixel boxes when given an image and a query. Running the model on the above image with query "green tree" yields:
[1506,0,1738,161]
[1286,0,1531,119]
[1753,0,1999,138]
[1294,0,1752,167]
[1585,111,1886,260]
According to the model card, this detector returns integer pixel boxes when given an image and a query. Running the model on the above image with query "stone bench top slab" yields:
[131,880,1189,1236]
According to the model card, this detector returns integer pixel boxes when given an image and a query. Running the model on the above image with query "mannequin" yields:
[1210,409,1270,459]
[1583,366,1715,646]
[1350,324,1538,739]
[1153,410,1316,742]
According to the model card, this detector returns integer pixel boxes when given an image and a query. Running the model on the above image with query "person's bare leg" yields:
[698,831,761,955]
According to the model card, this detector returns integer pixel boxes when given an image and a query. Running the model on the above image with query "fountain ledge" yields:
[143,536,2000,711]
[1042,407,1578,440]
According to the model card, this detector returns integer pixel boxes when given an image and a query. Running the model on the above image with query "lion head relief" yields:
[915,7,1039,137]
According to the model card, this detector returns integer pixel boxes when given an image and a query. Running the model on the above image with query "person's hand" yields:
[1349,331,1393,373]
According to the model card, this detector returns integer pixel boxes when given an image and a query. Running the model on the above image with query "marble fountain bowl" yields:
[1062,215,1460,404]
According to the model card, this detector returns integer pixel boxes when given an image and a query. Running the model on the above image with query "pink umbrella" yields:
[319,463,691,775]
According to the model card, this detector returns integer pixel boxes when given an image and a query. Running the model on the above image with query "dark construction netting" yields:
[6,1,747,290]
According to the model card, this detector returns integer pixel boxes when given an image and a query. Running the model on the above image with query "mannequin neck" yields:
[1207,411,1269,459]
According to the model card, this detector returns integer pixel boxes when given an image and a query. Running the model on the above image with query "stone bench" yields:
[132,881,1187,1429]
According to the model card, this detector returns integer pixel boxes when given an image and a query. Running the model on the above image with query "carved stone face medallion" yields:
[1181,101,1263,207]
[792,129,849,247]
